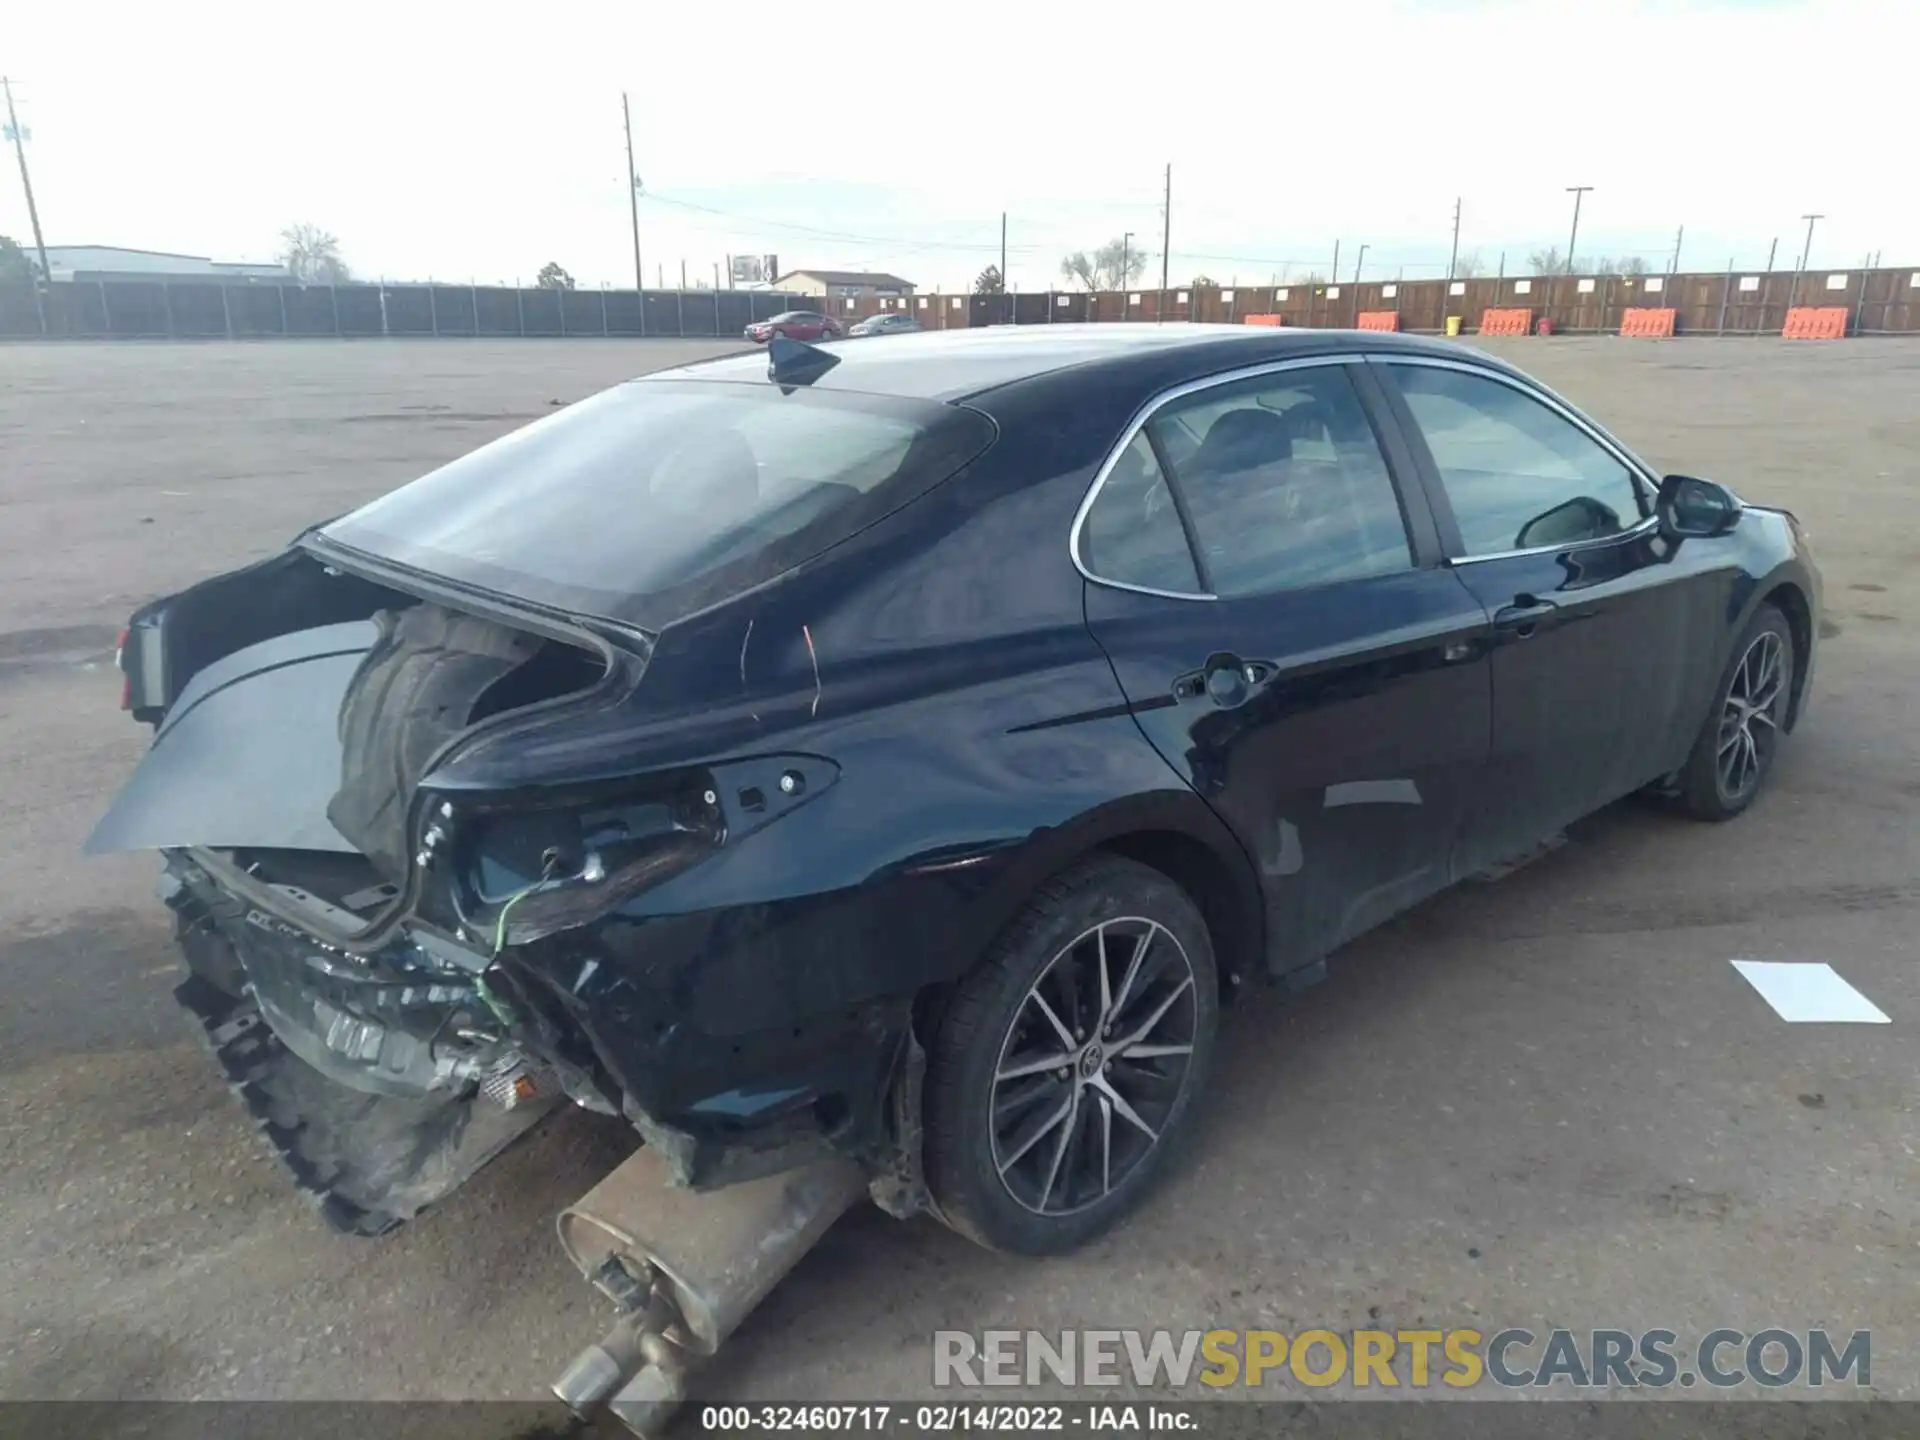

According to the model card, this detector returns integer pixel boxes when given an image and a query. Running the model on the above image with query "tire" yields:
[924,855,1219,1254]
[1675,603,1795,821]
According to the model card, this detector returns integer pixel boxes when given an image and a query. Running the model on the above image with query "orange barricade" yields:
[1620,307,1677,338]
[1242,313,1287,327]
[1356,310,1400,332]
[1478,308,1533,336]
[1782,306,1848,340]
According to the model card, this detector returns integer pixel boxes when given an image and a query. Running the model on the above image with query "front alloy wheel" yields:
[1717,627,1786,802]
[925,855,1218,1254]
[1677,603,1795,820]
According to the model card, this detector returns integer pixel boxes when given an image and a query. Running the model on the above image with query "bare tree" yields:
[0,234,33,286]
[973,264,1004,295]
[1059,238,1148,291]
[1451,250,1484,279]
[278,223,351,284]
[1526,245,1565,275]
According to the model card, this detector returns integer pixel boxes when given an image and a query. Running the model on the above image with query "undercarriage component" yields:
[551,1146,865,1437]
[177,970,557,1234]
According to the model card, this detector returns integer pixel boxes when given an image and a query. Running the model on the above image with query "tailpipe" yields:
[551,1146,865,1436]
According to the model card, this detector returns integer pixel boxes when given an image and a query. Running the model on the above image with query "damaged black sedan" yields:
[91,326,1820,1268]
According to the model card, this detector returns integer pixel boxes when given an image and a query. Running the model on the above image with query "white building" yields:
[40,245,293,284]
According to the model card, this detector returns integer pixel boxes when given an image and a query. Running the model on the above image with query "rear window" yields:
[320,380,995,627]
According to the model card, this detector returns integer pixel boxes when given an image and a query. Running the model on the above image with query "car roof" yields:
[647,323,1514,403]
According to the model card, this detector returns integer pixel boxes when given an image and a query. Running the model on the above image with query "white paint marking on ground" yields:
[1730,961,1892,1024]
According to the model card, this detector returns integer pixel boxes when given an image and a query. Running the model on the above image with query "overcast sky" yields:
[3,0,1910,291]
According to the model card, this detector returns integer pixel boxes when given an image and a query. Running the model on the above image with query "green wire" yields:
[492,883,539,955]
[477,875,550,1028]
[473,970,517,1028]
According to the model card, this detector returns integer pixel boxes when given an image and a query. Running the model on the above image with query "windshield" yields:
[320,379,995,627]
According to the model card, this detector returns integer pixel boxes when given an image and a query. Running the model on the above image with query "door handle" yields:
[1493,594,1559,637]
[1173,654,1274,707]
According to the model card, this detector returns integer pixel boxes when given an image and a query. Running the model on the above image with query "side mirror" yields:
[1657,474,1741,540]
[1515,494,1621,550]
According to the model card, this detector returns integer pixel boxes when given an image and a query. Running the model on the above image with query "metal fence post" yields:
[601,288,609,335]
[676,290,685,336]
[99,279,111,337]
[471,281,480,336]
[516,286,525,336]
[219,283,233,340]
[1716,260,1732,336]
[329,284,340,336]
[161,281,175,338]
[277,284,288,336]
[429,284,439,337]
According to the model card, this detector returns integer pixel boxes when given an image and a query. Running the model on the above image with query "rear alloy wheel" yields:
[1676,604,1794,820]
[925,856,1218,1254]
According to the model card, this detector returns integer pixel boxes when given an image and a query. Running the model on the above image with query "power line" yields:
[640,192,1026,254]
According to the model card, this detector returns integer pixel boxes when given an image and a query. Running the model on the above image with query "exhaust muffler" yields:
[551,1146,865,1436]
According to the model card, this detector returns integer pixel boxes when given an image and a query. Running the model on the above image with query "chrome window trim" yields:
[1368,352,1662,565]
[1068,354,1369,602]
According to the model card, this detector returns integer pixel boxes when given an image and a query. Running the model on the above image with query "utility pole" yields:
[1565,186,1593,273]
[1798,213,1823,271]
[1669,224,1684,275]
[1159,162,1172,307]
[1447,196,1462,282]
[1121,232,1134,294]
[1793,213,1823,308]
[1330,239,1340,286]
[3,78,52,333]
[622,92,646,335]
[999,211,1006,291]
[1765,237,1777,272]
[1353,244,1368,284]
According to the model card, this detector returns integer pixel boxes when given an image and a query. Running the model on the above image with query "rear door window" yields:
[1079,431,1203,594]
[1144,365,1413,598]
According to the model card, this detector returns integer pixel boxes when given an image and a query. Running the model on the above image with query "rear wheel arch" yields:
[1095,829,1260,998]
[913,803,1263,1042]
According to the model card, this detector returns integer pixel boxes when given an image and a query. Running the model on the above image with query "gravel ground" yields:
[1,335,1915,1413]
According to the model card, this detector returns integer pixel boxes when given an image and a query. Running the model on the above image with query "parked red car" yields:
[744,310,843,343]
